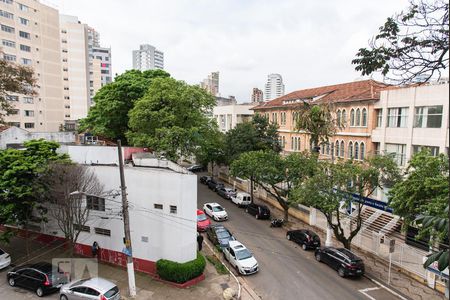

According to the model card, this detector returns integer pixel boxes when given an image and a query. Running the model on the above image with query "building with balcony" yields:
[264,73,285,101]
[132,44,164,71]
[213,103,255,132]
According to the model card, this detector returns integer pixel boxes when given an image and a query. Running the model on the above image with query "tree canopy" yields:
[352,0,449,84]
[78,69,170,143]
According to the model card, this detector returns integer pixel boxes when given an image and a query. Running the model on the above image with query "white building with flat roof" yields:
[213,103,255,132]
[264,73,285,101]
[132,44,164,71]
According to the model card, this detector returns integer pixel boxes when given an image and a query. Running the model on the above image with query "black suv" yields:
[245,203,271,220]
[286,229,321,250]
[200,175,212,185]
[187,165,205,173]
[315,247,365,277]
[208,179,224,191]
[7,262,68,297]
[207,225,235,249]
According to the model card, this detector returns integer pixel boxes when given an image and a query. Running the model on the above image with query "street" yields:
[198,174,406,300]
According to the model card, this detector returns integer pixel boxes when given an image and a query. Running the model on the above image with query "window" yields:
[20,44,30,52]
[24,122,34,129]
[387,107,408,128]
[1,24,14,33]
[335,140,339,157]
[281,136,286,148]
[341,110,347,127]
[272,112,278,124]
[61,29,67,34]
[0,10,14,19]
[1,0,13,4]
[10,109,19,115]
[412,145,439,157]
[350,109,355,126]
[2,39,15,47]
[348,142,353,159]
[354,142,359,160]
[355,108,361,126]
[19,17,28,25]
[340,141,344,158]
[73,224,90,232]
[375,109,382,127]
[361,108,367,127]
[21,58,32,65]
[360,142,365,160]
[385,143,407,166]
[170,205,177,214]
[154,204,163,210]
[61,39,67,44]
[8,122,20,127]
[94,227,110,236]
[336,110,341,127]
[19,31,30,39]
[7,95,18,101]
[23,97,33,104]
[414,106,443,128]
[18,3,28,11]
[24,110,34,117]
[326,143,330,155]
[86,196,105,211]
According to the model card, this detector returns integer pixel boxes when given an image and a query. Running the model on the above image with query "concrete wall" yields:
[0,127,76,149]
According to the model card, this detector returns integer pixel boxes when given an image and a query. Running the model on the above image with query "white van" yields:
[231,192,251,207]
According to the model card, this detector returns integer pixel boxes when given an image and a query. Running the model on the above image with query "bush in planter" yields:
[156,252,206,283]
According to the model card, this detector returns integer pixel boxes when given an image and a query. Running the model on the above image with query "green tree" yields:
[0,54,36,123]
[78,69,170,143]
[127,77,216,161]
[292,156,399,249]
[352,0,449,84]
[194,125,226,177]
[294,102,336,153]
[231,150,316,221]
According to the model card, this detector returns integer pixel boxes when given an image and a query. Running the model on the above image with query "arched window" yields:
[321,143,325,154]
[326,143,330,155]
[350,109,355,126]
[356,108,361,126]
[340,141,345,158]
[282,136,286,148]
[348,142,353,159]
[297,137,300,151]
[335,140,339,157]
[362,108,367,127]
[354,142,359,160]
[360,142,365,160]
[291,137,294,150]
[336,110,342,128]
[342,109,347,127]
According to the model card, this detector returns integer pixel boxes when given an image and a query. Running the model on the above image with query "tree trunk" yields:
[25,226,29,257]
[250,176,254,203]
[283,207,289,222]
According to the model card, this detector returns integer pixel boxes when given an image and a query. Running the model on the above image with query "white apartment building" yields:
[132,44,164,71]
[264,73,285,101]
[1,0,64,132]
[372,82,449,168]
[93,46,112,87]
[213,103,255,132]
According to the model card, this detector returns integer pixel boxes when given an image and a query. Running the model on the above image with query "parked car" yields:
[314,247,365,277]
[207,178,225,191]
[60,277,120,300]
[7,262,68,297]
[286,229,321,250]
[231,192,251,207]
[0,247,11,269]
[200,175,212,185]
[197,209,211,232]
[203,203,228,221]
[245,203,270,219]
[207,225,235,249]
[223,241,259,275]
[216,187,237,200]
[187,165,205,173]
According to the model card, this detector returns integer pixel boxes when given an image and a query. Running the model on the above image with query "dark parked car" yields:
[286,229,321,250]
[216,187,237,200]
[245,203,271,220]
[208,179,225,191]
[187,165,205,173]
[207,225,235,249]
[314,247,365,277]
[200,175,212,185]
[7,262,68,297]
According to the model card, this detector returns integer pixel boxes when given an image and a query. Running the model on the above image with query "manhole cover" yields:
[220,283,230,290]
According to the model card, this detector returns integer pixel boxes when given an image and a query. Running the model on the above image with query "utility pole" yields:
[325,143,334,247]
[117,140,136,297]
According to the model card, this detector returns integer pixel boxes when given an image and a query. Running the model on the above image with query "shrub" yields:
[156,252,206,283]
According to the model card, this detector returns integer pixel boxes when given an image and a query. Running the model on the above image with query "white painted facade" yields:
[213,103,255,132]
[0,126,76,149]
[132,44,164,71]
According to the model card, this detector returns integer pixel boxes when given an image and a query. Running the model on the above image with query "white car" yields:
[223,241,259,275]
[231,192,251,207]
[0,247,11,269]
[203,203,228,221]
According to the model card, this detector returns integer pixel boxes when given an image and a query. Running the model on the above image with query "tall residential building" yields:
[132,44,164,71]
[251,88,263,102]
[264,73,285,101]
[200,71,219,96]
[1,0,64,132]
[93,46,112,87]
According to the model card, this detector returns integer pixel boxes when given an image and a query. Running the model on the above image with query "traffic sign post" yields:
[388,239,395,285]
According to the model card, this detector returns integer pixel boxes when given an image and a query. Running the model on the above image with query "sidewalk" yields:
[0,235,240,300]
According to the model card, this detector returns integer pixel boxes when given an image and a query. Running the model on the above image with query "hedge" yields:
[156,252,206,283]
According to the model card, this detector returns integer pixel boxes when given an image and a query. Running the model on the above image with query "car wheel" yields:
[338,267,345,277]
[302,244,308,251]
[60,295,68,300]
[315,253,321,262]
[36,287,44,297]
[8,277,15,286]
[286,234,291,240]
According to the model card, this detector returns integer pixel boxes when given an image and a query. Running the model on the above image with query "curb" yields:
[364,273,411,300]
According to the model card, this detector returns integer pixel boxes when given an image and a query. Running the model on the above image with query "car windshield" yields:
[0,248,5,255]
[197,214,207,221]
[225,188,234,193]
[235,249,253,260]
[104,286,119,297]
[217,230,231,239]
[70,278,89,287]
[212,206,224,212]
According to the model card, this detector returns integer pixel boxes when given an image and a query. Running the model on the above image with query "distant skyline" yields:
[54,0,409,102]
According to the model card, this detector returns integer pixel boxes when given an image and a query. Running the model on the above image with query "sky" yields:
[52,0,410,102]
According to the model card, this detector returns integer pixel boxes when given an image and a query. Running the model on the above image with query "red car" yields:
[197,209,211,232]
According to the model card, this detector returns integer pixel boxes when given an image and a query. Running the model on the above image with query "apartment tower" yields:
[251,88,263,102]
[132,44,164,71]
[264,73,285,101]
[200,71,219,96]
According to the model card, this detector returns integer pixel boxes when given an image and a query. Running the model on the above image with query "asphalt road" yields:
[197,174,405,300]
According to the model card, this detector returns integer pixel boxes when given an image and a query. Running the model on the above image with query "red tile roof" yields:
[253,79,390,110]
[0,125,10,133]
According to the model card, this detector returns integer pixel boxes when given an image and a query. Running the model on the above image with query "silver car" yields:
[59,277,120,300]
